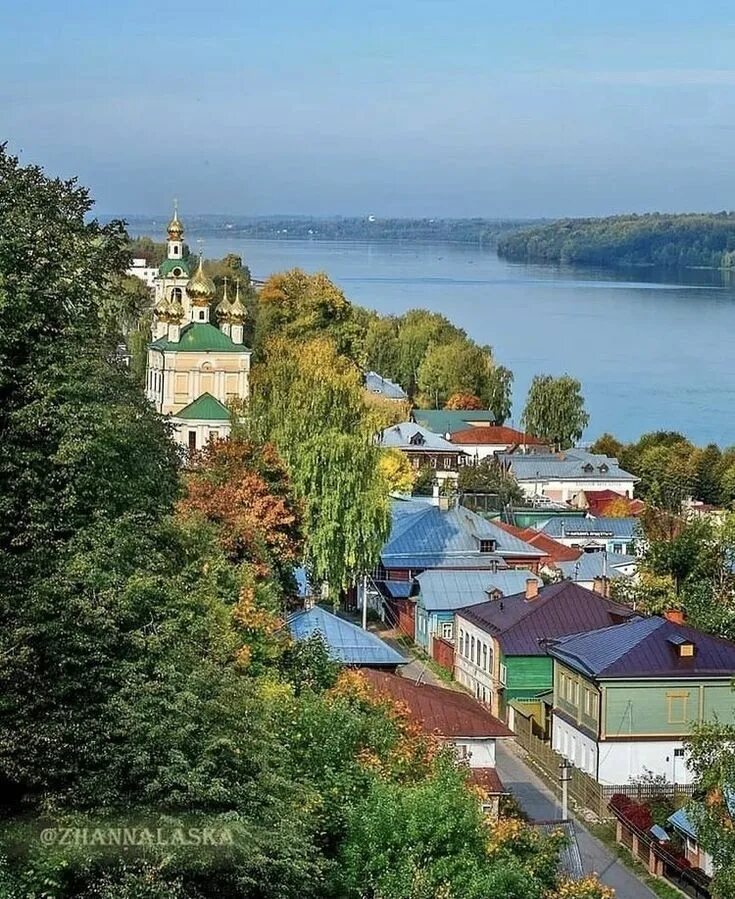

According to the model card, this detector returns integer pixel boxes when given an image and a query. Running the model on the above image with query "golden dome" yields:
[167,201,184,239]
[186,255,216,305]
[228,279,247,321]
[167,290,185,321]
[215,277,233,319]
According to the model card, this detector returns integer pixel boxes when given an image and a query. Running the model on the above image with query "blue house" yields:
[537,516,639,556]
[414,568,543,654]
[287,605,407,669]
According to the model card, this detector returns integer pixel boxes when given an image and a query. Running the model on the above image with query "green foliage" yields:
[498,212,735,269]
[521,374,589,450]
[458,458,524,507]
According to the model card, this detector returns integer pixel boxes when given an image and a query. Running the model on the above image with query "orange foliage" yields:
[601,496,633,518]
[178,438,304,574]
[445,392,485,410]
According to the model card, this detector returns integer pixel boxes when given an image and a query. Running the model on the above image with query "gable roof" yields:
[174,392,231,422]
[499,449,638,484]
[361,669,513,738]
[417,569,543,611]
[548,616,735,679]
[493,521,581,563]
[457,581,635,656]
[365,371,408,400]
[381,500,544,570]
[450,426,547,446]
[556,551,636,583]
[411,409,497,435]
[377,422,459,452]
[538,516,639,541]
[151,322,251,353]
[287,606,407,667]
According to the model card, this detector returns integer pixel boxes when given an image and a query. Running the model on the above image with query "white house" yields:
[537,517,639,556]
[127,257,159,288]
[449,426,551,461]
[498,449,638,504]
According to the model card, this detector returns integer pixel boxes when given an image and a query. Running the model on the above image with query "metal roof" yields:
[667,808,698,842]
[456,581,636,655]
[499,449,638,484]
[362,669,513,738]
[411,409,497,435]
[549,616,735,679]
[417,569,543,612]
[377,422,460,452]
[175,392,231,422]
[538,517,640,540]
[556,552,637,582]
[151,322,250,353]
[364,371,408,400]
[534,822,584,880]
[287,607,407,667]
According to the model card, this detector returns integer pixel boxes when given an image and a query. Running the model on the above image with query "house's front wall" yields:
[453,442,506,460]
[146,349,251,415]
[551,534,636,554]
[415,605,454,652]
[453,737,497,768]
[171,418,231,450]
[518,478,636,503]
[454,615,498,712]
[552,714,599,776]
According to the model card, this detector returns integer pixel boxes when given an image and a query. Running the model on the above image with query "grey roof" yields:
[539,517,639,541]
[534,822,584,880]
[411,409,497,435]
[557,552,637,582]
[381,500,544,569]
[418,569,543,612]
[365,371,408,400]
[499,449,638,484]
[377,422,459,452]
[456,581,635,655]
[287,606,407,667]
[549,616,735,679]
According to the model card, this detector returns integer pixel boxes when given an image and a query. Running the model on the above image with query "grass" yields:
[588,822,687,899]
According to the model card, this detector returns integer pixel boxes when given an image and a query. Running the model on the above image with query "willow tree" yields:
[249,337,390,594]
[521,374,589,450]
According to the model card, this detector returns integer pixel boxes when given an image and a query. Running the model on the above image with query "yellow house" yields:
[144,207,252,452]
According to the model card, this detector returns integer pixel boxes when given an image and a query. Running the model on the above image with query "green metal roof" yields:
[175,393,231,422]
[150,322,249,353]
[159,257,192,277]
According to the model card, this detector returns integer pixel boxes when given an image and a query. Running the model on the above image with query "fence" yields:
[512,706,697,820]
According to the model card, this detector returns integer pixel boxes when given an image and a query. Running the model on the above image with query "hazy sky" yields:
[4,0,735,217]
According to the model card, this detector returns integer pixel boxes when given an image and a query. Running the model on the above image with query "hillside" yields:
[496,212,735,269]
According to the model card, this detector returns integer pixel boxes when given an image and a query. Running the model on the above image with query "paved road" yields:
[496,741,658,898]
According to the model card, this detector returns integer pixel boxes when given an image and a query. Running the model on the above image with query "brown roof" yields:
[579,490,644,518]
[361,669,513,738]
[493,521,581,563]
[450,426,547,446]
[469,767,505,795]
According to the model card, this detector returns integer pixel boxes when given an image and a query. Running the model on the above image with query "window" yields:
[667,692,690,725]
[171,287,183,302]
[172,267,182,277]
[482,643,488,672]
[199,310,205,320]
[443,456,452,470]
[479,539,496,553]
[441,622,453,641]
[458,628,464,655]
[210,430,219,441]
[412,457,420,470]
[188,430,197,452]
[430,456,437,469]
[674,748,685,758]
[613,543,623,554]
[409,432,426,446]
[499,663,507,685]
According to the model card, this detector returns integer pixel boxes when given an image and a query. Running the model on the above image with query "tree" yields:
[445,391,484,410]
[639,508,714,593]
[379,448,417,495]
[521,375,589,450]
[458,458,524,508]
[486,364,513,425]
[590,432,624,459]
[417,339,495,410]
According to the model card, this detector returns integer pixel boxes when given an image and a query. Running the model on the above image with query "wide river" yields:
[167,232,735,446]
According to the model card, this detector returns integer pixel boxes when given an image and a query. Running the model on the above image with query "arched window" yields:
[171,287,183,302]
[173,245,179,256]
[172,268,182,277]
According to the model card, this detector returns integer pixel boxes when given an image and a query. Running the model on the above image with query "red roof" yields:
[361,670,513,739]
[493,521,581,563]
[450,426,547,446]
[580,490,643,517]
[469,767,506,795]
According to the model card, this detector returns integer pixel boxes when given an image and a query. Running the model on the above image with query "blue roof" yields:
[381,500,544,569]
[377,422,459,452]
[287,606,407,667]
[417,569,543,612]
[668,808,698,841]
[539,517,639,541]
[365,371,408,400]
[499,449,638,484]
[557,552,637,582]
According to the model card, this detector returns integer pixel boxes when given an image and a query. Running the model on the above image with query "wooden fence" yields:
[512,707,696,819]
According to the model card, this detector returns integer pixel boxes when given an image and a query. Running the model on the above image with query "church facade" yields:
[145,207,252,452]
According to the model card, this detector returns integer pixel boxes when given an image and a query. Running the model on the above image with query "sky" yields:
[4,0,735,218]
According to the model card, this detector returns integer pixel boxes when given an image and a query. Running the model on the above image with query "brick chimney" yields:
[592,576,610,598]
[525,578,539,600]
[664,608,685,626]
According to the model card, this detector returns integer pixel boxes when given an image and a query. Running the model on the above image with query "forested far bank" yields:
[497,212,735,269]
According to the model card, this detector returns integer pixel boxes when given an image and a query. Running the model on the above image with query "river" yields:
[146,229,735,446]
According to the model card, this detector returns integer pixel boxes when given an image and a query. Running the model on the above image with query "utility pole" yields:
[361,573,368,630]
[559,760,573,821]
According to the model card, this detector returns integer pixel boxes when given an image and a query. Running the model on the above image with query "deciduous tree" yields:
[521,375,589,450]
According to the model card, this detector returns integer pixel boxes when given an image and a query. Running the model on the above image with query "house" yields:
[375,500,545,638]
[287,606,407,670]
[498,449,638,503]
[572,489,645,517]
[361,669,512,815]
[414,568,544,657]
[667,808,714,877]
[364,371,408,401]
[547,614,735,784]
[127,257,158,288]
[537,516,639,556]
[492,521,582,568]
[454,581,633,722]
[555,551,637,590]
[377,422,467,480]
[410,409,497,437]
[449,426,551,461]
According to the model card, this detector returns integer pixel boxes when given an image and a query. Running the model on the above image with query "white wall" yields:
[552,713,692,784]
[519,479,636,503]
[452,443,506,461]
[171,420,231,451]
[454,615,498,713]
[453,737,496,768]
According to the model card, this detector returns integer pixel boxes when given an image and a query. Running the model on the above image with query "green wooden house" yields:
[547,615,735,785]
